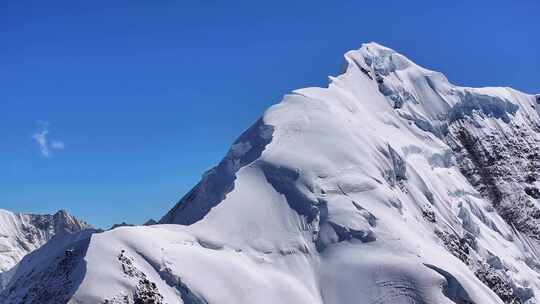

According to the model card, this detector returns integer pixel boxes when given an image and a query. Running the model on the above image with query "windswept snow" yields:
[3,42,540,304]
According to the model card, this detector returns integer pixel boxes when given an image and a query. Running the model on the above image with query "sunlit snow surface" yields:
[0,209,88,288]
[3,43,540,304]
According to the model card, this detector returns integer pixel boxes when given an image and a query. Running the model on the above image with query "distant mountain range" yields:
[0,209,89,289]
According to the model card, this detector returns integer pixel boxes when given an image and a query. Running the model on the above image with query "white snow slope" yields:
[3,42,540,304]
[0,209,89,289]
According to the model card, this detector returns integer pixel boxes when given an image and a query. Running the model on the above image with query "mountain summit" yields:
[0,209,89,273]
[2,43,540,304]
[0,209,89,289]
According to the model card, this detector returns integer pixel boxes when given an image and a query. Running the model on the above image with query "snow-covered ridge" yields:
[0,209,89,274]
[2,42,540,304]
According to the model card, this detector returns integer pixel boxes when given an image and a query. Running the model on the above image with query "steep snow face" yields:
[3,42,540,304]
[0,209,89,274]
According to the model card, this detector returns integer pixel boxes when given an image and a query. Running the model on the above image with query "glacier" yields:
[2,42,540,304]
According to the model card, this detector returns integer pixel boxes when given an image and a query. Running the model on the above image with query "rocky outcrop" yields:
[0,229,95,304]
[447,107,540,240]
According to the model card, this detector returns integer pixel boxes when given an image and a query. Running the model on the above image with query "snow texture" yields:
[2,42,540,304]
[0,209,88,272]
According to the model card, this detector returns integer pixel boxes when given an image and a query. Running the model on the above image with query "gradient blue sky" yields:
[1,0,538,228]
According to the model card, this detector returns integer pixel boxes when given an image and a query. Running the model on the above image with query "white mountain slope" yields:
[2,42,540,304]
[0,209,89,289]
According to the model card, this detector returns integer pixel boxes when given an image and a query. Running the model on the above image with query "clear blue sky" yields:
[1,0,538,228]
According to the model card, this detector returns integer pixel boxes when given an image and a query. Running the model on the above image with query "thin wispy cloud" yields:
[51,141,65,150]
[32,121,65,158]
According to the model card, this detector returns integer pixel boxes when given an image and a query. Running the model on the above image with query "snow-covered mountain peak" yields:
[340,43,456,128]
[152,42,540,303]
[357,42,415,72]
[2,42,540,304]
[0,209,89,274]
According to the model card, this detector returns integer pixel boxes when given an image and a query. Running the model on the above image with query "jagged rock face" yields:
[0,209,89,273]
[448,110,540,240]
[0,229,95,304]
[2,43,540,304]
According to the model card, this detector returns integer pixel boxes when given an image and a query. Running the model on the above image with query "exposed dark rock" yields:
[143,219,157,226]
[435,230,470,265]
[110,222,134,230]
[112,251,165,304]
[422,205,436,223]
[524,186,540,199]
[0,230,94,304]
[136,254,208,304]
[474,263,521,304]
[449,123,540,240]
